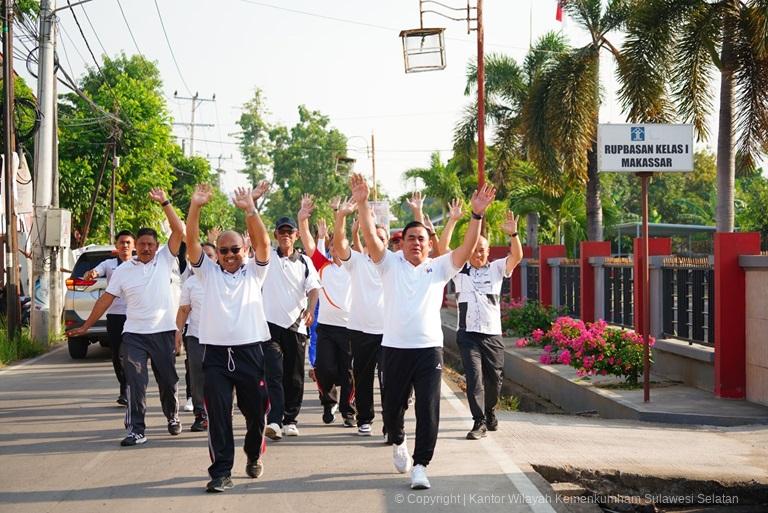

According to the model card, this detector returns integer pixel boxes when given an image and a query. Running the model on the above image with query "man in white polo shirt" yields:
[333,197,389,437]
[68,188,185,447]
[349,173,495,490]
[450,212,523,440]
[83,229,135,406]
[185,181,272,493]
[262,215,321,439]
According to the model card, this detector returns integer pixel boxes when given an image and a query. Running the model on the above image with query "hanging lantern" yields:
[399,27,446,73]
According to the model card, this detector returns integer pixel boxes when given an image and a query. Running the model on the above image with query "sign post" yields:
[598,124,694,402]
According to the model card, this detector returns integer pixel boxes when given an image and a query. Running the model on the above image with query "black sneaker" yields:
[322,405,336,424]
[206,476,234,493]
[168,418,182,435]
[190,416,208,432]
[486,412,499,431]
[120,432,147,446]
[116,395,128,407]
[466,420,487,440]
[342,416,355,428]
[245,457,264,478]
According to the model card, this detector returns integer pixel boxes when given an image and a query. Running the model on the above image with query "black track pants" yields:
[106,314,127,397]
[350,330,382,426]
[203,343,268,479]
[314,324,355,418]
[457,331,504,422]
[381,346,442,467]
[264,322,307,426]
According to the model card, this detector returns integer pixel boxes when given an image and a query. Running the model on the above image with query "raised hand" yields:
[501,211,519,235]
[317,218,328,240]
[337,196,357,217]
[251,180,270,201]
[149,188,168,204]
[349,173,370,204]
[207,226,221,244]
[448,198,464,221]
[233,186,256,211]
[191,184,213,207]
[407,191,425,212]
[351,216,359,234]
[329,196,341,211]
[298,193,315,221]
[423,213,436,235]
[470,182,496,215]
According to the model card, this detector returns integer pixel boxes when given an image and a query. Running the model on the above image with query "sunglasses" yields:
[277,229,296,235]
[218,246,242,255]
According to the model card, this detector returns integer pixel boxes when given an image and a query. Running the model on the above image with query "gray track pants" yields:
[121,331,179,436]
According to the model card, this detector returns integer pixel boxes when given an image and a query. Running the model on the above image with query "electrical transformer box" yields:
[45,208,72,248]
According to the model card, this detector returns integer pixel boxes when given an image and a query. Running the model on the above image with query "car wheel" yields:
[68,337,89,359]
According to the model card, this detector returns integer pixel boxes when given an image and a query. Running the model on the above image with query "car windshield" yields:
[71,252,114,279]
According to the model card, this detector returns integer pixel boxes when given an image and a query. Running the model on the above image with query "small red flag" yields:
[556,1,564,22]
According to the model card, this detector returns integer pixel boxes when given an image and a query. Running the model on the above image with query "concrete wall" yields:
[742,257,768,406]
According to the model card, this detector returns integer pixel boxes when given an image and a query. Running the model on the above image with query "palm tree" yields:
[617,0,768,232]
[523,0,630,242]
[403,152,464,219]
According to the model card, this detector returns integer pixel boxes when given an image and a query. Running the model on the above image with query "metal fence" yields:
[662,256,714,346]
[526,260,539,302]
[559,259,580,317]
[604,258,634,328]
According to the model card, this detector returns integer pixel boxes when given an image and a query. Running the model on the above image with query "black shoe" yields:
[116,395,128,407]
[206,476,234,493]
[168,418,182,435]
[466,420,487,440]
[486,413,499,431]
[322,405,336,424]
[342,416,355,428]
[245,457,264,478]
[120,432,147,446]
[191,416,208,432]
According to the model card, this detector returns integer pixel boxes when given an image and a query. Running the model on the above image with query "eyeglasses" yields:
[218,246,242,255]
[277,229,296,235]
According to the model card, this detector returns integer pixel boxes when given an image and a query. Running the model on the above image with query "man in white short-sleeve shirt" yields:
[451,212,522,440]
[83,229,135,406]
[68,188,185,448]
[185,181,273,493]
[350,173,496,490]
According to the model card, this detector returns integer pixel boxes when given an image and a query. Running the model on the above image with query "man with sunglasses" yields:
[185,181,272,493]
[262,213,321,439]
[68,188,185,448]
[350,173,496,490]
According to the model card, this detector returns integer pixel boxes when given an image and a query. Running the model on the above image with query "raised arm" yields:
[333,197,357,261]
[438,198,463,256]
[500,211,524,275]
[234,181,271,263]
[407,190,425,223]
[149,188,185,256]
[185,184,213,267]
[350,216,363,253]
[451,183,496,269]
[423,213,442,257]
[350,173,385,263]
[297,194,317,257]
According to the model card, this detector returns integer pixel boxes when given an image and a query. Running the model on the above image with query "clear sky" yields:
[15,0,723,198]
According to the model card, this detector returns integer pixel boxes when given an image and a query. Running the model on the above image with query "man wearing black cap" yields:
[262,214,321,439]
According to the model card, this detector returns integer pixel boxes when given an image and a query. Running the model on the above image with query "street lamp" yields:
[400,0,485,186]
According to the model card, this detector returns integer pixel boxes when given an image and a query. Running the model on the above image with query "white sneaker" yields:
[392,437,411,474]
[284,424,300,436]
[358,423,372,436]
[183,397,193,412]
[265,423,282,440]
[410,464,431,489]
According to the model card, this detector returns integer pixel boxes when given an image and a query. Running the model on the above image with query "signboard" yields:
[598,124,694,173]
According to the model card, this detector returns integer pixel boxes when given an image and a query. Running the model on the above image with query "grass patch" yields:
[497,395,520,411]
[0,325,45,366]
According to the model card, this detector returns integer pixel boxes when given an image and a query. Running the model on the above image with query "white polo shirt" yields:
[452,258,510,336]
[261,247,321,334]
[91,257,128,315]
[105,245,179,334]
[179,274,204,339]
[341,250,384,335]
[376,250,461,349]
[311,252,351,328]
[193,255,271,346]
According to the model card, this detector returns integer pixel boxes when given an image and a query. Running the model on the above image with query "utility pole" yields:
[211,153,232,189]
[30,0,57,344]
[110,146,119,241]
[3,0,21,338]
[172,92,214,157]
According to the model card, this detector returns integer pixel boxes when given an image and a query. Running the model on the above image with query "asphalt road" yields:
[0,344,568,513]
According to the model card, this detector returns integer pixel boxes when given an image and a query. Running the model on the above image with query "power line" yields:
[153,0,192,96]
[66,0,105,76]
[115,0,143,57]
[79,3,108,57]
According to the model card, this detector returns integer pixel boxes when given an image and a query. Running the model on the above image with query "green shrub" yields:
[502,299,564,338]
[0,326,44,366]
